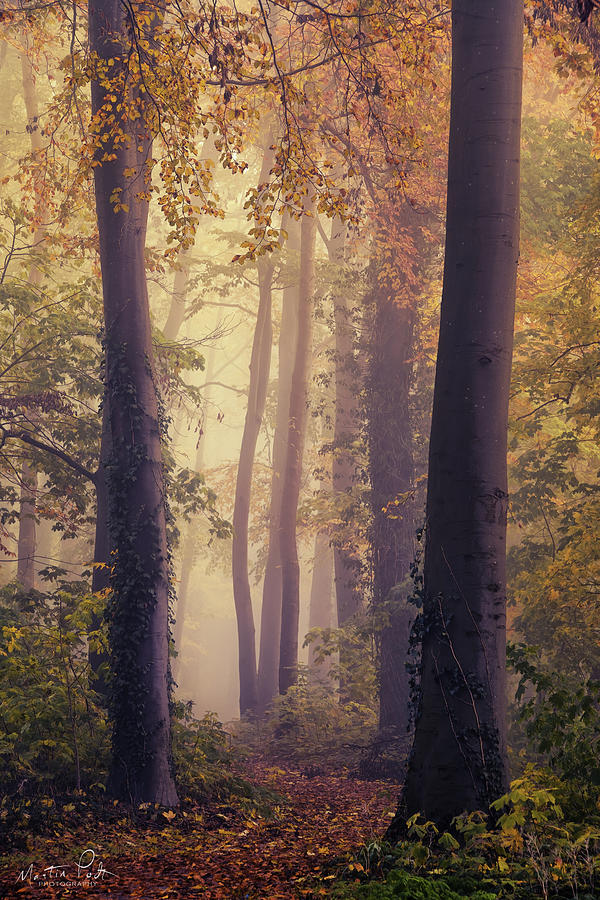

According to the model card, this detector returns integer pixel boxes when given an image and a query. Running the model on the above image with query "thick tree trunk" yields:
[257,214,300,711]
[279,199,317,694]
[397,0,522,827]
[232,147,276,715]
[368,289,415,733]
[89,0,178,806]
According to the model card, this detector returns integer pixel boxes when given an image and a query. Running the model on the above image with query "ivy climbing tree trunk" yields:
[396,0,523,827]
[89,0,178,806]
[279,199,317,694]
[232,145,276,715]
[257,214,300,712]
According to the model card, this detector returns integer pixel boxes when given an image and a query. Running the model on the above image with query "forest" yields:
[2,0,600,897]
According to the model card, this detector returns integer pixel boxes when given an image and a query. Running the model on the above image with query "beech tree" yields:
[330,220,363,632]
[368,276,416,737]
[279,197,317,694]
[395,0,523,827]
[257,215,299,711]
[15,41,45,592]
[89,0,178,806]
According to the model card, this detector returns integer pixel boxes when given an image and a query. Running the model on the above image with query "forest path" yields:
[2,763,397,899]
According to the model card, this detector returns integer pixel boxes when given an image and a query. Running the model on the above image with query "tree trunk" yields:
[232,147,276,715]
[257,214,300,711]
[89,0,178,806]
[330,220,362,627]
[397,0,523,827]
[16,462,36,590]
[307,529,334,680]
[368,287,415,733]
[163,254,190,342]
[279,198,317,694]
[89,399,111,690]
[16,43,44,592]
[172,346,215,682]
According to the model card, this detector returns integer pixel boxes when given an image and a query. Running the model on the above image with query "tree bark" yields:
[162,254,190,342]
[397,0,523,827]
[16,461,36,591]
[89,399,111,691]
[368,287,415,733]
[307,528,334,680]
[330,220,362,628]
[232,146,276,715]
[89,0,178,806]
[257,214,300,711]
[279,199,317,694]
[172,346,215,682]
[16,42,44,592]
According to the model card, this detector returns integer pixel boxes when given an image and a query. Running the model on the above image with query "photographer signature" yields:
[17,849,116,883]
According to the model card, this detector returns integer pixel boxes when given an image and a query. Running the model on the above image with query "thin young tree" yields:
[15,41,44,592]
[257,214,300,711]
[232,144,276,716]
[279,196,317,694]
[330,220,363,631]
[394,0,523,827]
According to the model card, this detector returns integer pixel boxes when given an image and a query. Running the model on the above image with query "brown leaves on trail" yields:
[0,763,396,899]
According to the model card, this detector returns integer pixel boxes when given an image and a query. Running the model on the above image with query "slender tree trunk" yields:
[89,0,178,806]
[89,399,111,691]
[368,286,415,733]
[397,0,523,827]
[163,254,190,342]
[279,198,317,694]
[307,409,335,680]
[172,346,215,682]
[232,147,276,715]
[16,462,36,590]
[257,214,300,711]
[307,529,334,679]
[330,220,362,627]
[16,43,44,591]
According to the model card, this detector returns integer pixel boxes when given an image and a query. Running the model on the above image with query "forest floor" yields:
[0,761,397,899]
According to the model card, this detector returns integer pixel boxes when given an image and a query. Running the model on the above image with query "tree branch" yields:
[7,430,97,483]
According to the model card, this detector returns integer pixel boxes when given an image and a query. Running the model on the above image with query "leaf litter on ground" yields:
[0,761,396,899]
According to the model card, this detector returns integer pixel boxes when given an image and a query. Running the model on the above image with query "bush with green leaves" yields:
[236,670,377,771]
[304,621,378,708]
[0,579,258,851]
[331,767,600,899]
[508,641,600,817]
[171,701,254,802]
[331,869,497,899]
[0,581,110,795]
